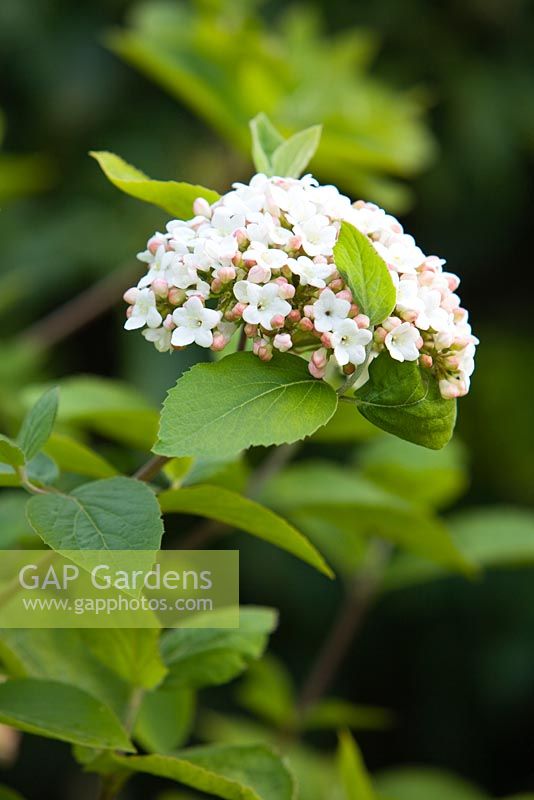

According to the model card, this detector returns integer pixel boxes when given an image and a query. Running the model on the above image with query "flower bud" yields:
[218,266,236,283]
[248,264,271,283]
[321,332,333,348]
[163,314,175,330]
[299,317,314,332]
[354,313,370,329]
[303,304,315,318]
[382,316,401,332]
[168,288,186,306]
[123,287,139,304]
[329,278,344,292]
[287,309,301,324]
[244,323,257,337]
[420,354,433,368]
[152,279,169,298]
[343,363,356,375]
[278,282,295,300]
[193,197,212,218]
[308,360,326,379]
[374,326,387,343]
[270,314,285,329]
[148,236,165,254]
[312,348,328,370]
[211,333,227,351]
[336,289,352,303]
[273,333,292,352]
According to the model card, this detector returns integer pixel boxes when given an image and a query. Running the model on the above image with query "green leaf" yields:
[114,744,296,800]
[43,433,118,479]
[0,435,25,468]
[337,731,376,800]
[312,402,380,444]
[0,679,133,751]
[302,699,393,732]
[155,352,338,460]
[262,462,474,573]
[250,114,284,174]
[90,151,219,218]
[0,628,129,717]
[357,436,467,510]
[354,354,457,449]
[161,607,277,690]
[134,687,194,754]
[17,387,59,461]
[0,492,38,548]
[82,629,167,690]
[271,125,322,178]
[26,476,163,576]
[374,767,486,800]
[333,221,396,326]
[236,656,296,730]
[159,485,333,578]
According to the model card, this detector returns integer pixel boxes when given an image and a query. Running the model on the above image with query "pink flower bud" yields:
[152,279,168,298]
[382,316,401,332]
[248,264,271,283]
[288,235,302,250]
[273,333,292,352]
[244,323,257,337]
[329,278,344,292]
[336,289,352,303]
[321,332,333,348]
[416,336,424,349]
[258,345,273,362]
[232,303,246,319]
[420,354,433,368]
[303,304,315,318]
[218,266,236,283]
[211,333,227,351]
[168,288,186,306]
[193,197,212,218]
[125,306,133,318]
[312,348,328,370]
[274,276,288,285]
[270,314,285,329]
[278,282,295,300]
[445,273,460,291]
[148,236,165,254]
[211,278,223,293]
[374,326,387,343]
[287,309,301,324]
[308,360,326,379]
[354,313,370,329]
[236,230,248,248]
[123,287,138,304]
[299,317,314,332]
[401,310,418,322]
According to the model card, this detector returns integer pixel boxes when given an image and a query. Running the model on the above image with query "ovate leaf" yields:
[159,485,332,577]
[26,476,163,576]
[0,679,133,751]
[0,435,25,468]
[17,387,59,461]
[114,744,295,800]
[155,352,337,460]
[90,151,219,218]
[161,607,277,690]
[333,221,395,326]
[43,433,118,479]
[134,687,194,754]
[337,731,376,800]
[250,114,284,174]
[82,629,167,690]
[355,354,457,449]
[271,125,322,178]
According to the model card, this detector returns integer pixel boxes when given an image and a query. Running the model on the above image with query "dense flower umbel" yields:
[124,174,478,398]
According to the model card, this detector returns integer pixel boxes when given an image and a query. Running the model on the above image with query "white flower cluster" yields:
[124,174,478,399]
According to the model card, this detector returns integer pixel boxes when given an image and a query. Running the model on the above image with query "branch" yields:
[133,454,171,483]
[297,539,391,711]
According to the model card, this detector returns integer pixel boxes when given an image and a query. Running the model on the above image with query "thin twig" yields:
[133,454,171,483]
[21,262,139,350]
[298,539,392,711]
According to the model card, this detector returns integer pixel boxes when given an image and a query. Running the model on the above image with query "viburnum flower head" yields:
[123,172,478,399]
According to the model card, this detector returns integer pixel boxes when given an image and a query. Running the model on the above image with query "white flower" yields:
[294,215,338,256]
[124,289,162,330]
[416,287,452,332]
[289,255,333,288]
[233,281,291,330]
[245,212,292,247]
[312,289,351,333]
[142,327,172,352]
[374,236,425,274]
[209,208,246,236]
[273,333,293,352]
[171,296,221,348]
[385,322,421,362]
[243,246,289,280]
[331,319,372,366]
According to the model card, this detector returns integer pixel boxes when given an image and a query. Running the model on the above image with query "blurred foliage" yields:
[0,111,54,204]
[106,0,435,211]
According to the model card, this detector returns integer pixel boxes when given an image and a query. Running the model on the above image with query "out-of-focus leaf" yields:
[82,629,167,690]
[0,492,38,547]
[250,113,284,173]
[43,433,118,479]
[357,436,467,509]
[114,744,296,800]
[135,687,195,754]
[271,125,322,178]
[0,679,133,751]
[374,767,486,800]
[302,698,393,732]
[337,730,376,800]
[312,401,380,443]
[159,485,333,578]
[90,151,219,218]
[236,656,296,729]
[161,607,277,690]
[0,435,24,468]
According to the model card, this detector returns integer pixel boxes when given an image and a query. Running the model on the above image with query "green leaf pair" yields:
[0,388,59,487]
[250,113,322,178]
